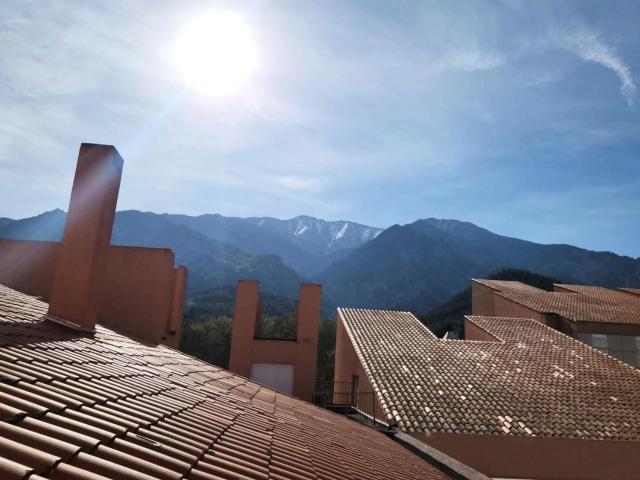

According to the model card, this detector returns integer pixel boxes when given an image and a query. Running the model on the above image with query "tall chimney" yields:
[47,144,123,331]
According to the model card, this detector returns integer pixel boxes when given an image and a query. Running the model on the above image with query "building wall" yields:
[464,318,501,342]
[228,281,320,402]
[472,281,545,322]
[471,280,640,368]
[471,281,495,316]
[334,315,385,422]
[0,238,186,347]
[492,295,545,323]
[573,332,640,367]
[415,432,640,480]
[0,239,58,298]
[100,246,186,347]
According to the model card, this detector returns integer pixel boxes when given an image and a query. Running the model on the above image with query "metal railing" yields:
[313,381,387,429]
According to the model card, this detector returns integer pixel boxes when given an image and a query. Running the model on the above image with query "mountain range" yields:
[1,210,639,313]
[320,218,640,311]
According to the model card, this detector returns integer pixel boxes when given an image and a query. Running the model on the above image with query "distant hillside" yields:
[2,211,638,315]
[165,213,382,277]
[0,209,304,297]
[0,209,381,281]
[0,209,66,241]
[321,218,640,312]
[420,268,561,338]
[0,218,13,229]
[183,285,298,323]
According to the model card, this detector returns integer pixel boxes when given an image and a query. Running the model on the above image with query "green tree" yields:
[180,316,233,368]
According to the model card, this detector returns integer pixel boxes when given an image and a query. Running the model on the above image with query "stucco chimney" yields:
[47,143,123,331]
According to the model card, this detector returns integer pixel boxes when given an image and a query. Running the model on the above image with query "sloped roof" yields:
[619,287,640,296]
[338,307,640,440]
[474,279,640,324]
[0,284,447,480]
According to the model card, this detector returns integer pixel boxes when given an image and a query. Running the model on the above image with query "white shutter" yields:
[250,363,294,395]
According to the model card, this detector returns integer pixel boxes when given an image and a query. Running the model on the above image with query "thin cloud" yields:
[435,50,505,73]
[560,28,636,105]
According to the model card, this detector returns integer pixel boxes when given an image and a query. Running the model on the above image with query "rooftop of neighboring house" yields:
[473,279,640,325]
[337,307,640,439]
[0,283,452,480]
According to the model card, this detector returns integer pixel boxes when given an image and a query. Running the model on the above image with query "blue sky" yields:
[1,1,639,257]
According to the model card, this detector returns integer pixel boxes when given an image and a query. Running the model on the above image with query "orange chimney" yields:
[47,143,123,331]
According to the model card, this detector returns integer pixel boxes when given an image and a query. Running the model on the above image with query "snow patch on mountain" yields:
[294,225,309,236]
[335,223,349,240]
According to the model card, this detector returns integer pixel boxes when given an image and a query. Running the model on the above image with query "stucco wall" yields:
[464,317,501,342]
[471,281,495,315]
[415,431,640,480]
[493,295,545,322]
[334,315,385,421]
[228,281,320,402]
[0,239,58,299]
[0,238,186,346]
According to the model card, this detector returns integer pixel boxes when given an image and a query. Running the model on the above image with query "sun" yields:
[172,12,258,96]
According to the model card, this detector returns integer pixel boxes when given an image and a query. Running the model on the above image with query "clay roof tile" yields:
[0,284,449,480]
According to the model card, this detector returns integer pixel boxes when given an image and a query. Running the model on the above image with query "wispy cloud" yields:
[435,50,505,73]
[272,175,325,194]
[559,28,636,105]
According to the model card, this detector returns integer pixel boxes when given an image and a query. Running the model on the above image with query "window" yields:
[592,334,608,348]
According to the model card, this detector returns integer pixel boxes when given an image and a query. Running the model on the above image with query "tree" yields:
[180,316,233,368]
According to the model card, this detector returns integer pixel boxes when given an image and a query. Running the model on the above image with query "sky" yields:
[0,1,639,257]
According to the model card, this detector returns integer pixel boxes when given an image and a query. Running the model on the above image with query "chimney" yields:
[228,280,260,376]
[47,144,123,331]
[293,283,321,401]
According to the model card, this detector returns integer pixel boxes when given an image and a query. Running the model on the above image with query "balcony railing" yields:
[312,381,389,430]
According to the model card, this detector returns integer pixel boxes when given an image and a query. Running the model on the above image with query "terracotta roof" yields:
[0,284,448,480]
[338,307,640,440]
[474,280,640,324]
[619,287,640,296]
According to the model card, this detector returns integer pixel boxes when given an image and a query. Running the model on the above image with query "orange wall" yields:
[472,281,544,322]
[334,315,385,421]
[228,281,320,402]
[473,280,640,336]
[493,295,545,322]
[417,432,640,480]
[471,281,495,315]
[464,318,501,342]
[0,239,58,298]
[100,246,184,346]
[0,239,186,347]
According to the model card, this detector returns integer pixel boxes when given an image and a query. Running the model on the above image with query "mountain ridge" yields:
[1,210,638,313]
[321,217,640,311]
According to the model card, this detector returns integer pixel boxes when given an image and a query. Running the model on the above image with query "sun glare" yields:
[172,12,258,96]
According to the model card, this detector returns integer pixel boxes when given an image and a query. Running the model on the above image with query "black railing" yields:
[313,381,388,429]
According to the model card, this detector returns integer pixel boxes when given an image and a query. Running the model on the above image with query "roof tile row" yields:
[338,307,640,440]
[0,284,447,480]
[475,280,640,325]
